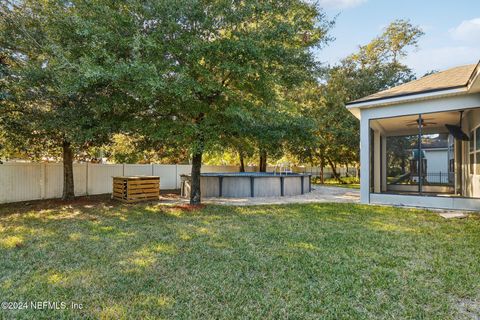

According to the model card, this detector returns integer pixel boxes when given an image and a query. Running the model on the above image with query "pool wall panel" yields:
[182,173,311,198]
[200,177,220,197]
[222,177,251,197]
[254,177,281,197]
[284,177,302,196]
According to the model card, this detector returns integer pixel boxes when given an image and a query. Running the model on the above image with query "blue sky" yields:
[316,0,480,76]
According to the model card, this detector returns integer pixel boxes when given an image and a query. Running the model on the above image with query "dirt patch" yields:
[456,298,480,319]
[0,194,115,216]
[0,190,182,216]
[0,186,360,214]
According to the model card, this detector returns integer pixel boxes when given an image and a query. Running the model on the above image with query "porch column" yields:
[373,131,381,193]
[360,114,370,204]
[381,135,387,192]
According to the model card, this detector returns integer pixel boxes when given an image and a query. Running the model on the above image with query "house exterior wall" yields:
[423,149,448,181]
[462,108,480,198]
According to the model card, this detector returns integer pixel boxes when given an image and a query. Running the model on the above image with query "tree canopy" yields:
[0,1,426,203]
[292,19,424,182]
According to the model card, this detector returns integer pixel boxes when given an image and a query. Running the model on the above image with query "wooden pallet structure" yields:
[112,176,160,203]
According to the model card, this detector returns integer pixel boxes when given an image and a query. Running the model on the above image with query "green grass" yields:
[312,176,361,189]
[321,182,360,189]
[1,200,480,319]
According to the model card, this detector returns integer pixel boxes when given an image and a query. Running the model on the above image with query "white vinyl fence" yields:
[0,162,357,204]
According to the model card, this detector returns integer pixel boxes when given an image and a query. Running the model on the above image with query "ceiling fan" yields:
[405,117,437,127]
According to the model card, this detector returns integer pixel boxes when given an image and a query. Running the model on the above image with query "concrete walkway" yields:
[161,185,360,206]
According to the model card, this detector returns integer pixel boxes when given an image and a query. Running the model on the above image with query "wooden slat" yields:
[128,188,159,195]
[127,179,159,185]
[128,187,159,192]
[127,183,159,188]
[127,193,159,200]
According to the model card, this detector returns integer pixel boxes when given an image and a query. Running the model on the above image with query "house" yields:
[406,134,451,184]
[346,62,480,210]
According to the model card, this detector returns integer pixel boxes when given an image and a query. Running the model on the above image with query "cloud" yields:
[450,18,480,43]
[403,46,480,76]
[317,0,367,9]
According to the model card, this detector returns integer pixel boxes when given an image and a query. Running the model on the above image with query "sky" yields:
[316,0,480,76]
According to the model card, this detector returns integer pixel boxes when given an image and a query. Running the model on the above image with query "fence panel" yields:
[202,165,239,173]
[87,164,123,195]
[44,163,87,198]
[0,162,357,203]
[0,163,42,203]
[153,165,177,189]
[124,164,153,177]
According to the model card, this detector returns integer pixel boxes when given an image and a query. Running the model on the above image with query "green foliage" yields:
[104,134,145,164]
[0,0,427,191]
[296,20,424,172]
[101,134,190,164]
[0,0,136,155]
[122,0,332,159]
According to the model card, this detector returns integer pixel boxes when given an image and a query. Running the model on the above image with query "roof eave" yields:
[467,61,480,93]
[346,86,468,111]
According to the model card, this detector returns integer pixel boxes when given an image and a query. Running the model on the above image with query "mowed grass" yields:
[1,200,480,319]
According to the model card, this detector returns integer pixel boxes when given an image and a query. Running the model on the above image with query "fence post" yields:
[86,162,89,196]
[40,163,46,199]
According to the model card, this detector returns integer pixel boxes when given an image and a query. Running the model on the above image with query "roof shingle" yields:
[348,63,478,105]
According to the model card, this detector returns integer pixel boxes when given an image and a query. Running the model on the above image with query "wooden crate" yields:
[112,176,160,203]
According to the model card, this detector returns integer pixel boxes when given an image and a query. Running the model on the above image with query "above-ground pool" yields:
[181,172,312,198]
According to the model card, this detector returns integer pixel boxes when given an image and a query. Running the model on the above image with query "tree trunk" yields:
[259,150,267,172]
[327,158,344,183]
[239,151,245,172]
[319,152,325,184]
[62,140,75,201]
[190,151,203,205]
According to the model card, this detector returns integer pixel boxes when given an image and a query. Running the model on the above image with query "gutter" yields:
[345,87,468,110]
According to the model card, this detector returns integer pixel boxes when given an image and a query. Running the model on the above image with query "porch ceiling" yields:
[371,111,461,136]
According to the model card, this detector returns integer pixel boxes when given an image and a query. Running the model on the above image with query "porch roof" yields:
[346,61,480,118]
[348,64,478,106]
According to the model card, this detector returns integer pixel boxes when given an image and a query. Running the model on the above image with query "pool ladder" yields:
[273,163,293,176]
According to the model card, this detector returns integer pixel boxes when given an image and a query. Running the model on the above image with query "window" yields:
[470,127,480,175]
[477,128,480,150]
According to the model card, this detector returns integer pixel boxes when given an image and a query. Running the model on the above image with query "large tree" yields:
[0,1,145,199]
[310,19,424,181]
[124,0,332,204]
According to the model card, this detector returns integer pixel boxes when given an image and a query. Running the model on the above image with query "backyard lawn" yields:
[1,200,479,319]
